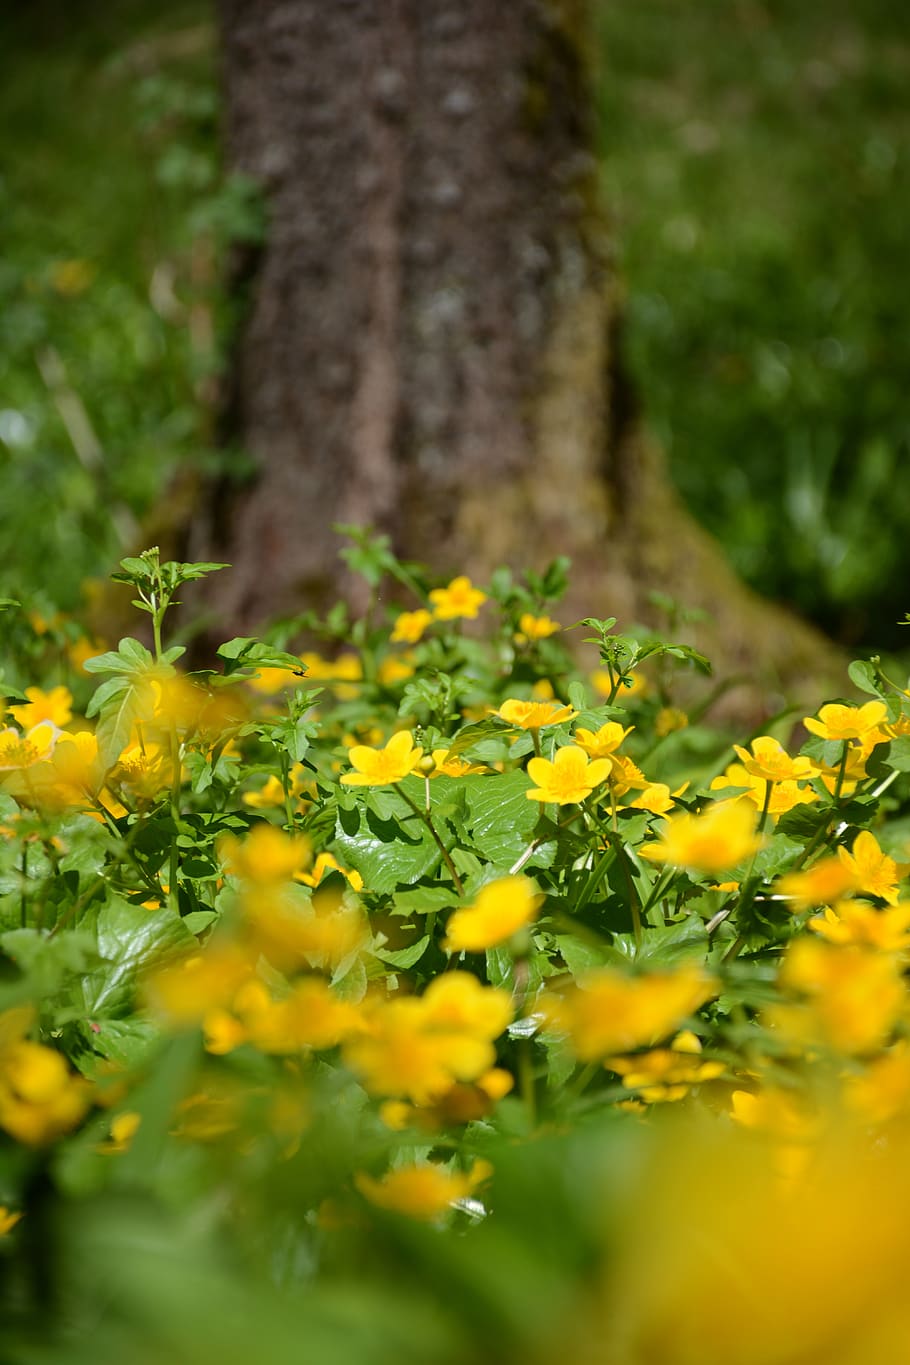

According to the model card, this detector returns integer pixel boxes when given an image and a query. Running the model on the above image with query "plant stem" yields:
[398,786,465,897]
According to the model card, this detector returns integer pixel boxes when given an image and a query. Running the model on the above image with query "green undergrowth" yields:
[1,538,910,1362]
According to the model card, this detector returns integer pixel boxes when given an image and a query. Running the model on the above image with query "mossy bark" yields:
[178,0,841,715]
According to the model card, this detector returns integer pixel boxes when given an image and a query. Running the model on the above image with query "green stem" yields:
[518,1038,536,1129]
[168,724,181,915]
[280,750,296,832]
[398,786,465,897]
[20,843,28,929]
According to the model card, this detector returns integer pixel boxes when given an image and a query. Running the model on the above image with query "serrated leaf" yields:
[333,787,443,893]
[461,771,556,870]
[629,914,709,966]
[81,1017,159,1069]
[750,833,804,881]
[80,899,196,1019]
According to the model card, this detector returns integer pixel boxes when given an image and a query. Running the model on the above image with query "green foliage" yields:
[1,543,910,1360]
[597,0,910,646]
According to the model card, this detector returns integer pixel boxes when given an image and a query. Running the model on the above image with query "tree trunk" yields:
[185,0,841,714]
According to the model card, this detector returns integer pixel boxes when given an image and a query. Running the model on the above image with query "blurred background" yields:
[1,0,908,649]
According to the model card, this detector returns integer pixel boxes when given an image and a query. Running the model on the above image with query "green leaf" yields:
[83,637,155,676]
[374,935,430,969]
[882,738,910,772]
[80,1017,160,1069]
[847,659,884,697]
[181,910,217,936]
[333,789,443,893]
[444,716,515,761]
[1,928,98,1001]
[216,637,306,677]
[461,771,556,870]
[628,914,708,966]
[750,833,804,881]
[80,899,196,1019]
[94,675,159,765]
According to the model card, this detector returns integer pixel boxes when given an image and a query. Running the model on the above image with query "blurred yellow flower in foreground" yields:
[640,799,763,874]
[540,964,717,1062]
[0,1007,90,1146]
[573,1115,910,1365]
[0,1207,23,1237]
[443,875,542,953]
[220,824,312,883]
[356,1158,492,1221]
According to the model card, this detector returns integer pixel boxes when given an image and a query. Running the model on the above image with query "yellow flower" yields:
[606,753,648,797]
[774,937,906,1055]
[732,736,815,783]
[242,883,368,974]
[591,670,647,701]
[428,575,487,620]
[296,851,364,892]
[443,875,542,952]
[540,964,717,1062]
[145,944,254,1027]
[390,608,433,644]
[574,721,634,759]
[343,974,512,1105]
[808,901,910,953]
[97,1110,142,1155]
[242,764,314,811]
[515,612,561,642]
[340,730,424,786]
[299,651,362,698]
[428,748,486,778]
[837,829,904,905]
[377,656,415,687]
[244,978,364,1054]
[356,1158,492,1221]
[626,782,688,816]
[0,1008,91,1146]
[0,722,57,772]
[803,700,888,742]
[245,666,300,695]
[67,635,105,675]
[810,744,868,797]
[0,1206,23,1236]
[526,746,611,804]
[606,1034,724,1104]
[846,1041,910,1125]
[112,739,171,801]
[654,707,688,738]
[776,856,857,910]
[8,685,73,730]
[640,800,763,874]
[497,698,577,730]
[220,824,312,883]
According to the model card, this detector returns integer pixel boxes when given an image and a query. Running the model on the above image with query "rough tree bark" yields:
[184,0,840,712]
